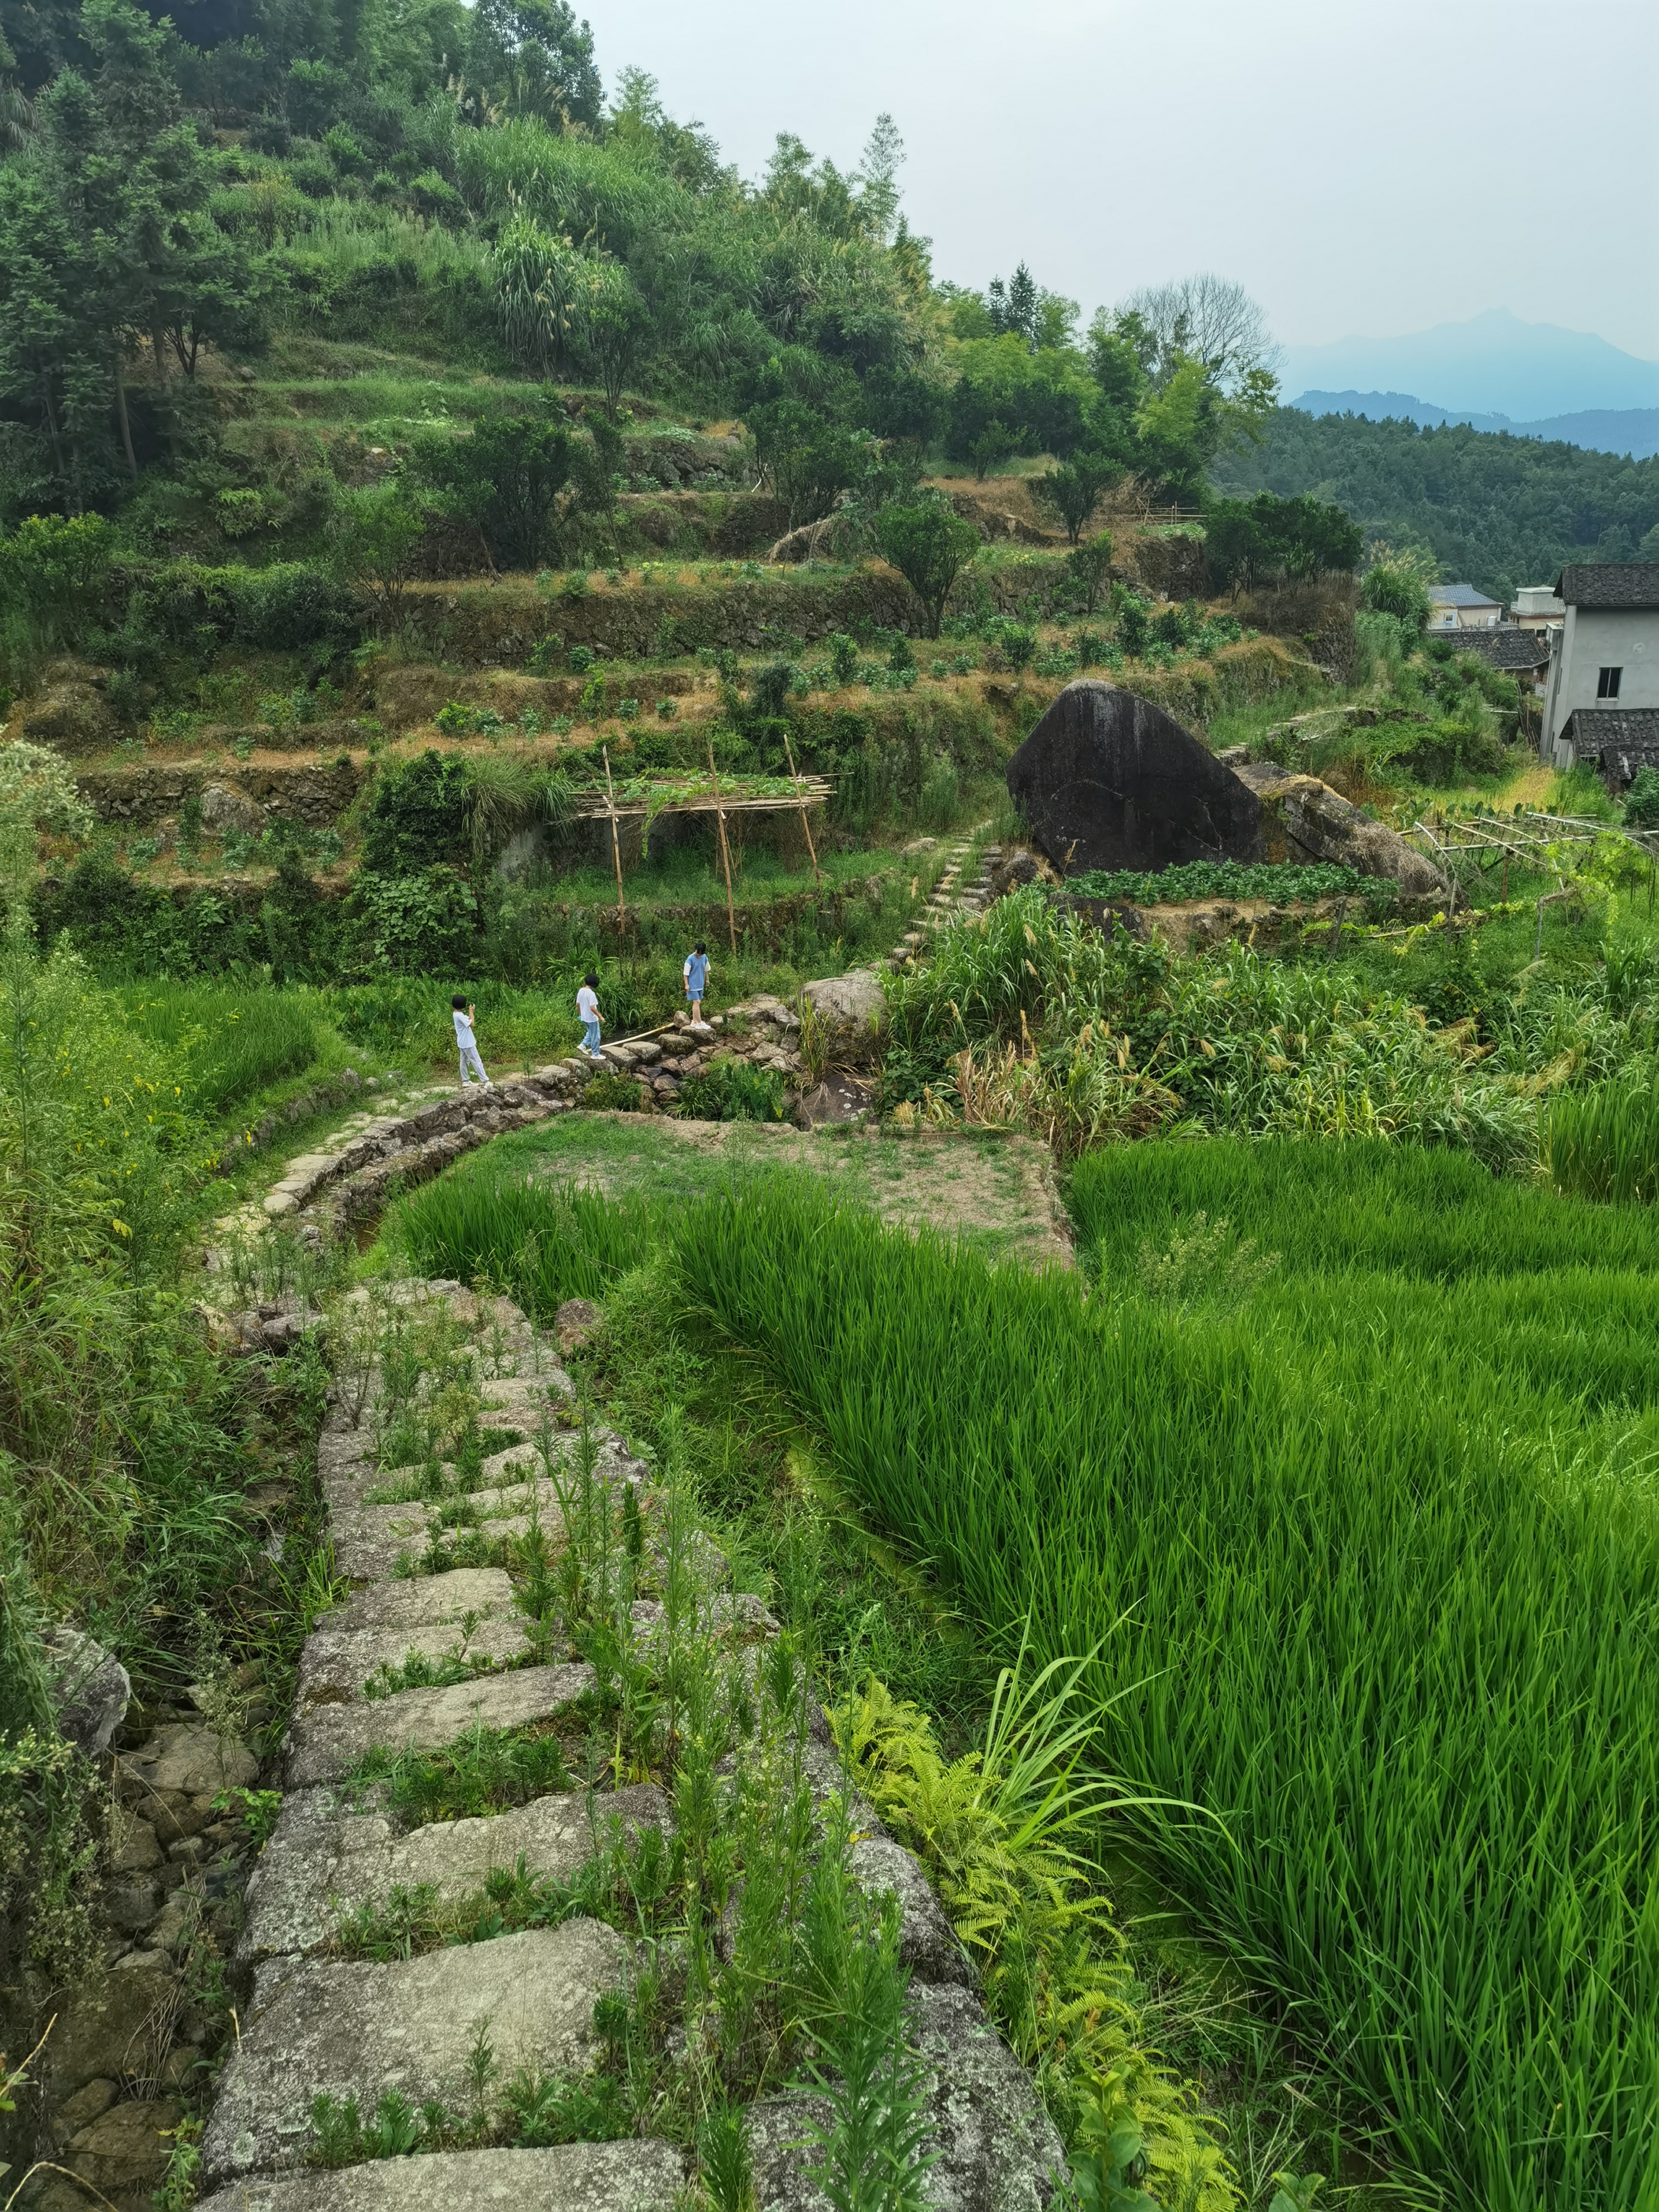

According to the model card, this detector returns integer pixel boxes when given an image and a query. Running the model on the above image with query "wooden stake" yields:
[707,737,738,953]
[782,729,822,887]
[602,745,626,948]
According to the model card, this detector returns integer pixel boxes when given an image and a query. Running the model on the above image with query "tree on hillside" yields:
[1133,355,1277,505]
[988,264,1038,346]
[1210,409,1659,604]
[1205,492,1363,589]
[875,495,980,637]
[1029,451,1121,544]
[461,0,601,130]
[0,0,264,506]
[411,409,573,570]
[1116,273,1279,393]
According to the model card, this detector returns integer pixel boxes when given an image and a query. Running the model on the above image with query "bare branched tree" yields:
[1116,273,1280,394]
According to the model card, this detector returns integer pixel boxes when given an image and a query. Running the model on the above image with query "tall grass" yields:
[118,984,319,1114]
[657,1169,1659,2211]
[1546,1075,1659,1203]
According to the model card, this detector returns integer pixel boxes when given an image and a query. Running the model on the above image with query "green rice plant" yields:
[667,1170,1659,2210]
[1546,1074,1659,1203]
[383,1169,656,1310]
[1069,1134,1659,1284]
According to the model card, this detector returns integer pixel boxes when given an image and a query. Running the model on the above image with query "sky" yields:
[589,0,1659,365]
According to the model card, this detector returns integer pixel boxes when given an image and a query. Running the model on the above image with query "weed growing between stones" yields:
[349,1722,577,1823]
[361,1648,489,1699]
[796,1803,935,2212]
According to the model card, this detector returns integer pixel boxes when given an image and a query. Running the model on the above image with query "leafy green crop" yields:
[1064,861,1365,904]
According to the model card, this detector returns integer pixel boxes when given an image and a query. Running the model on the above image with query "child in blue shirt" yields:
[683,941,710,1022]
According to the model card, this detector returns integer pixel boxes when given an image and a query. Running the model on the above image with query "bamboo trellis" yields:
[1407,810,1659,939]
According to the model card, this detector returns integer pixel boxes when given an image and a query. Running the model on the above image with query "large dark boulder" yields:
[1006,680,1264,876]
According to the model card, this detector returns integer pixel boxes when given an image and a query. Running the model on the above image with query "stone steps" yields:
[184,1274,1065,2212]
[240,1781,668,1964]
[195,2142,689,2211]
[201,1924,631,2184]
[285,1663,594,1790]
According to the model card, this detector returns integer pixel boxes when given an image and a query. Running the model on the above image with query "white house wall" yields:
[1545,608,1659,761]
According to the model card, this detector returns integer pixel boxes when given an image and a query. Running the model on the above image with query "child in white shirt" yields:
[451,995,490,1089]
[577,973,602,1058]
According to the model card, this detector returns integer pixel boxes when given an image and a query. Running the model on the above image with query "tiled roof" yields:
[1553,564,1659,609]
[1564,709,1659,770]
[1428,582,1502,608]
[1438,628,1550,670]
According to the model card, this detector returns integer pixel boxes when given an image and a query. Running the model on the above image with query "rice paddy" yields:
[387,1144,1659,2208]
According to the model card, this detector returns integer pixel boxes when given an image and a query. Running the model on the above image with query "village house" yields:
[1428,582,1503,630]
[1542,564,1659,775]
[1510,584,1565,630]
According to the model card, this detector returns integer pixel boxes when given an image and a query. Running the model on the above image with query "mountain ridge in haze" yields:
[1281,308,1659,424]
[1292,391,1659,461]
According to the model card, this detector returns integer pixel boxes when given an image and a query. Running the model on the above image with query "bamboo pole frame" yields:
[707,737,738,953]
[602,745,626,945]
[782,729,822,887]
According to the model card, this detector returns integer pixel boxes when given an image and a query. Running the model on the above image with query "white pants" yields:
[458,1043,490,1088]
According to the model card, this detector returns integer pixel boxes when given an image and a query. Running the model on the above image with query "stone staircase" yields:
[885,835,1003,971]
[182,1276,1064,2212]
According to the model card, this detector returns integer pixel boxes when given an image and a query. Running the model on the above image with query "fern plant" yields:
[833,1642,1238,2210]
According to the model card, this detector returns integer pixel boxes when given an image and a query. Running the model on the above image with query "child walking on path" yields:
[452,996,491,1089]
[577,972,603,1058]
[683,941,710,1023]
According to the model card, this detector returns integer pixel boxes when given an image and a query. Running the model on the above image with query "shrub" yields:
[1116,599,1150,657]
[677,1056,788,1123]
[410,406,574,571]
[360,751,474,874]
[343,866,481,975]
[581,1068,645,1111]
[1623,767,1659,829]
[1205,493,1362,589]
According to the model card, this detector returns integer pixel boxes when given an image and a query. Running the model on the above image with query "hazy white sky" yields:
[590,0,1659,361]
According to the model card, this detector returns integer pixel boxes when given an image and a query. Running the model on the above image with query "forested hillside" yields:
[1212,406,1659,601]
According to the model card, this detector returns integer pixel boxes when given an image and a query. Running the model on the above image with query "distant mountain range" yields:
[1280,308,1659,427]
[1291,391,1659,460]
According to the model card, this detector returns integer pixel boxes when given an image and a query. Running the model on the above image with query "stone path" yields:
[886,836,1000,969]
[183,1276,1064,2211]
